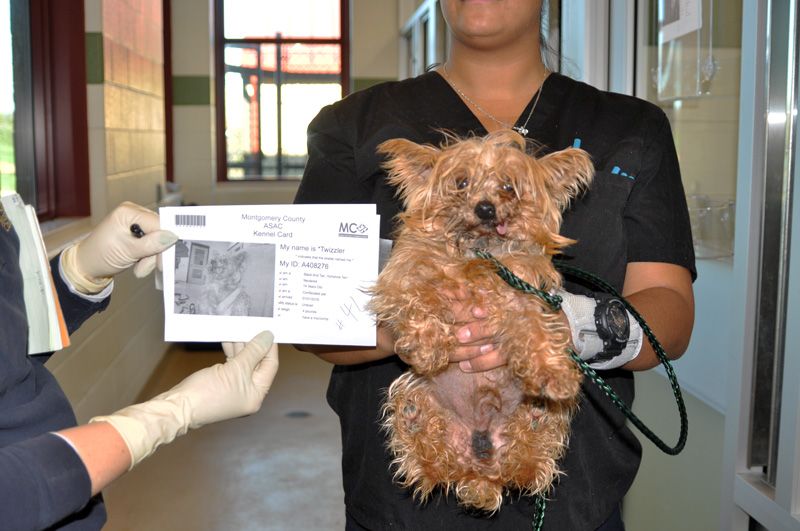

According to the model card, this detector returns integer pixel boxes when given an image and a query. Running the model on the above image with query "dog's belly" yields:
[428,365,527,464]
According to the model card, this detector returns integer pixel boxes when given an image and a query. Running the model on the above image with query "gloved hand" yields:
[61,201,178,293]
[90,331,279,469]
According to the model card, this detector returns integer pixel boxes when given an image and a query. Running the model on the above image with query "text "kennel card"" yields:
[160,204,380,345]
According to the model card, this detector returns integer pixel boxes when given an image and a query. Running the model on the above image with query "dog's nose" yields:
[474,200,496,221]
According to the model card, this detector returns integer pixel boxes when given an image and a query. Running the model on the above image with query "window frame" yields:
[213,0,350,182]
[28,0,90,219]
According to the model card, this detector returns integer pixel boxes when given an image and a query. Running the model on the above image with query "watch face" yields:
[606,301,629,339]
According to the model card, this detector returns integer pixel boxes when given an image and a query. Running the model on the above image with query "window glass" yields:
[637,0,741,261]
[219,1,344,181]
[0,0,16,195]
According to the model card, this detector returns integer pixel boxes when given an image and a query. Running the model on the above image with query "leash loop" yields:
[473,250,689,530]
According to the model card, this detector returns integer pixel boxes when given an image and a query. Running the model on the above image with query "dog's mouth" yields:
[475,219,508,237]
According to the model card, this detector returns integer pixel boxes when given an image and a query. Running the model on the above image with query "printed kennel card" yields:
[160,204,380,345]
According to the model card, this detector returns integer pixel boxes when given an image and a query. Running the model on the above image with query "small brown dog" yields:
[200,250,251,316]
[370,130,594,513]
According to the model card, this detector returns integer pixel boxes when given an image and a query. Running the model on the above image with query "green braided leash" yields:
[473,250,689,530]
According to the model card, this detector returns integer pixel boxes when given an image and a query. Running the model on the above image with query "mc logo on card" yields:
[338,222,369,238]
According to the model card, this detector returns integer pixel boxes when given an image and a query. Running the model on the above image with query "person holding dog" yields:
[294,0,695,529]
[0,201,279,530]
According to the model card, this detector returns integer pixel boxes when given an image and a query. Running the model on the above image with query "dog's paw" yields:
[402,348,449,375]
[396,330,454,375]
[515,359,582,401]
[536,372,582,402]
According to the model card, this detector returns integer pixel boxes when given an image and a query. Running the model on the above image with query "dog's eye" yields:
[501,182,515,194]
[457,178,469,190]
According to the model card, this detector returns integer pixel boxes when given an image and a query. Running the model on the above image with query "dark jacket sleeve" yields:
[50,254,111,335]
[0,434,93,531]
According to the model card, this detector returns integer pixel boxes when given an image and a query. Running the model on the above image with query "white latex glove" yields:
[62,201,178,293]
[90,331,279,469]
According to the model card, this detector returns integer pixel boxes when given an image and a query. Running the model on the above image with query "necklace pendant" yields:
[513,126,529,135]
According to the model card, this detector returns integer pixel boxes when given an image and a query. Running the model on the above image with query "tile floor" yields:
[103,344,345,531]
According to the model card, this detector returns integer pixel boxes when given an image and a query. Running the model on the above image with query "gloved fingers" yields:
[132,229,179,258]
[221,341,246,358]
[231,331,275,372]
[252,342,279,394]
[114,201,162,234]
[133,255,157,278]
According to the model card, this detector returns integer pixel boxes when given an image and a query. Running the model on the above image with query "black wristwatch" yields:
[592,293,630,361]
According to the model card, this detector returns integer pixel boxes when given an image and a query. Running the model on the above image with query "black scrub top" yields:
[295,71,695,531]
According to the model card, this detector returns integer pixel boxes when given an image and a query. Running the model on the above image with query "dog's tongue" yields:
[496,222,508,236]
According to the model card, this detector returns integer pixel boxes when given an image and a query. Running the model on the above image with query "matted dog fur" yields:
[370,129,594,513]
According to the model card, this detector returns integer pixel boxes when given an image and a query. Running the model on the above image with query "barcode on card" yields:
[175,214,206,227]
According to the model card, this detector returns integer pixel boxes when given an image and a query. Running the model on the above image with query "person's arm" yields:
[60,201,178,292]
[0,331,278,531]
[0,432,95,531]
[54,422,130,496]
[619,261,694,370]
[295,326,396,365]
[53,201,178,334]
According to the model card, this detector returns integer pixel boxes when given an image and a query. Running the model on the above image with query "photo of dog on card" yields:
[173,240,276,317]
[370,130,593,513]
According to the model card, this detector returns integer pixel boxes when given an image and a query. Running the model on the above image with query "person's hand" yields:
[62,201,178,292]
[90,331,279,468]
[445,286,503,373]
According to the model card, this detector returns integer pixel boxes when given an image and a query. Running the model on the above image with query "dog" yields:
[200,250,252,316]
[370,129,594,513]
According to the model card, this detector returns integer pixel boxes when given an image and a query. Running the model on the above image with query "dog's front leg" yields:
[373,273,457,375]
[505,308,583,402]
[391,297,458,375]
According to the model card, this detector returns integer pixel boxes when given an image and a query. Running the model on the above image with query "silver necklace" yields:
[442,64,547,136]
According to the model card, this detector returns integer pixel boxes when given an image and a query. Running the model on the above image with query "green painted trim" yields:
[173,76,212,105]
[85,32,104,84]
[352,77,394,92]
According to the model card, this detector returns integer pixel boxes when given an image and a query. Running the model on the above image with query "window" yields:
[0,0,89,219]
[400,0,446,80]
[1,0,31,202]
[215,0,349,181]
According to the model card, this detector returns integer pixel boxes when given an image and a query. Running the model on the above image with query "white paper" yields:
[1,193,67,354]
[660,0,702,43]
[160,204,380,346]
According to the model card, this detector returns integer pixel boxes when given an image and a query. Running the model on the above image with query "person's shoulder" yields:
[554,73,667,124]
[324,72,439,116]
[308,72,444,144]
[548,73,669,153]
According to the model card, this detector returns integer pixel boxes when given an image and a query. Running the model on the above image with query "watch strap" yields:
[558,290,643,370]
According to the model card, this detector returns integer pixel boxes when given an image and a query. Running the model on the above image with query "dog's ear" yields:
[377,138,440,200]
[537,147,594,210]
